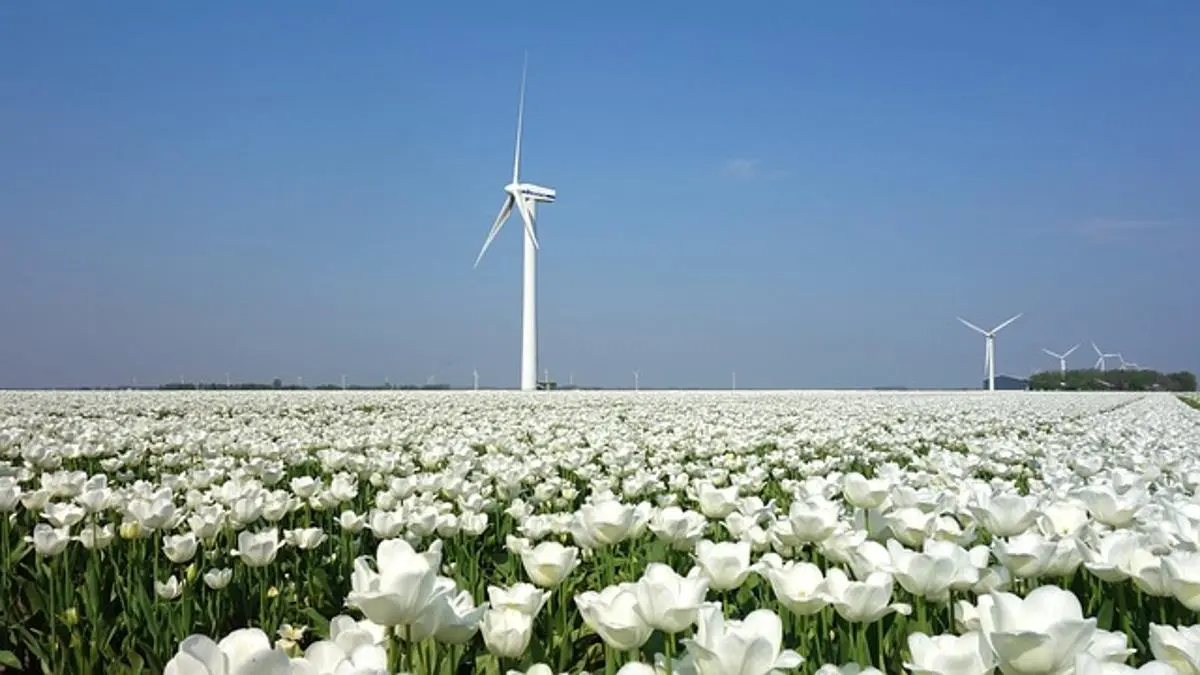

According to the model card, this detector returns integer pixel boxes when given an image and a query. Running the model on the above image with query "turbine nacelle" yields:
[476,184,551,269]
[509,182,556,203]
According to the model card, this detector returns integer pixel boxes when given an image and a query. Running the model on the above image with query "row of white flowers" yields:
[1,390,1199,674]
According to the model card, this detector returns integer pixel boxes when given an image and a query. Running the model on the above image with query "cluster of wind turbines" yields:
[1041,343,1138,377]
[958,313,1140,391]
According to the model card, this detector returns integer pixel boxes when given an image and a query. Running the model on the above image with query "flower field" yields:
[2,389,1200,675]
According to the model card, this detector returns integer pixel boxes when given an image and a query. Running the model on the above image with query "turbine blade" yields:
[514,194,540,249]
[473,195,515,268]
[1064,344,1079,357]
[992,313,1022,333]
[512,53,528,184]
[957,317,987,335]
[1042,348,1061,358]
[1092,342,1103,356]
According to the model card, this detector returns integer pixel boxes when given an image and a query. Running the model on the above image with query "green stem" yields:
[406,625,418,672]
[557,586,571,672]
[43,557,58,673]
[876,619,885,668]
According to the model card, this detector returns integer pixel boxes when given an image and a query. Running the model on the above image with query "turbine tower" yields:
[473,54,556,391]
[958,313,1022,391]
[1041,344,1079,378]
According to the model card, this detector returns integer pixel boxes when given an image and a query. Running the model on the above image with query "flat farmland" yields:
[1,390,1198,674]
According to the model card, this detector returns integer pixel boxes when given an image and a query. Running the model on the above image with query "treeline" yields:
[157,381,452,391]
[1028,369,1197,392]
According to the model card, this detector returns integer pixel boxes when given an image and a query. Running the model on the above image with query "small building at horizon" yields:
[983,375,1029,391]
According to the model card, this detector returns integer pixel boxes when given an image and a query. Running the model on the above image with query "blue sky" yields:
[1,2,1197,390]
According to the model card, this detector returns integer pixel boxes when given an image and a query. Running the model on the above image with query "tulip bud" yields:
[119,521,142,540]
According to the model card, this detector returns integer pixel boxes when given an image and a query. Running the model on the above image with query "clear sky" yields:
[1,2,1197,390]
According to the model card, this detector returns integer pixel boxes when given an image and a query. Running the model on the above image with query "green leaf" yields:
[302,607,330,637]
[1097,597,1115,631]
[5,542,29,566]
[0,650,21,669]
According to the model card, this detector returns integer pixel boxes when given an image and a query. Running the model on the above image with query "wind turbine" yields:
[1116,354,1139,371]
[1041,344,1079,378]
[1092,342,1119,371]
[473,368,479,391]
[957,313,1022,391]
[473,54,557,392]
[633,370,640,392]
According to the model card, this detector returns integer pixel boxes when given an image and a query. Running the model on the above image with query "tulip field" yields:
[3,390,1200,675]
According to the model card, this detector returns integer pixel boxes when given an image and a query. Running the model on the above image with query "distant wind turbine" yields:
[958,313,1023,391]
[473,368,479,391]
[1041,344,1079,378]
[633,370,640,392]
[1092,342,1119,372]
[472,53,556,392]
[1116,354,1139,371]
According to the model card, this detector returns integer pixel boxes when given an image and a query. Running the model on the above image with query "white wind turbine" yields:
[1041,344,1079,378]
[473,55,556,392]
[1092,342,1119,371]
[957,313,1022,391]
[1116,354,1139,371]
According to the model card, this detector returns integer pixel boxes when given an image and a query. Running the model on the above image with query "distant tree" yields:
[1028,368,1197,392]
[150,378,461,391]
[1169,371,1198,392]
